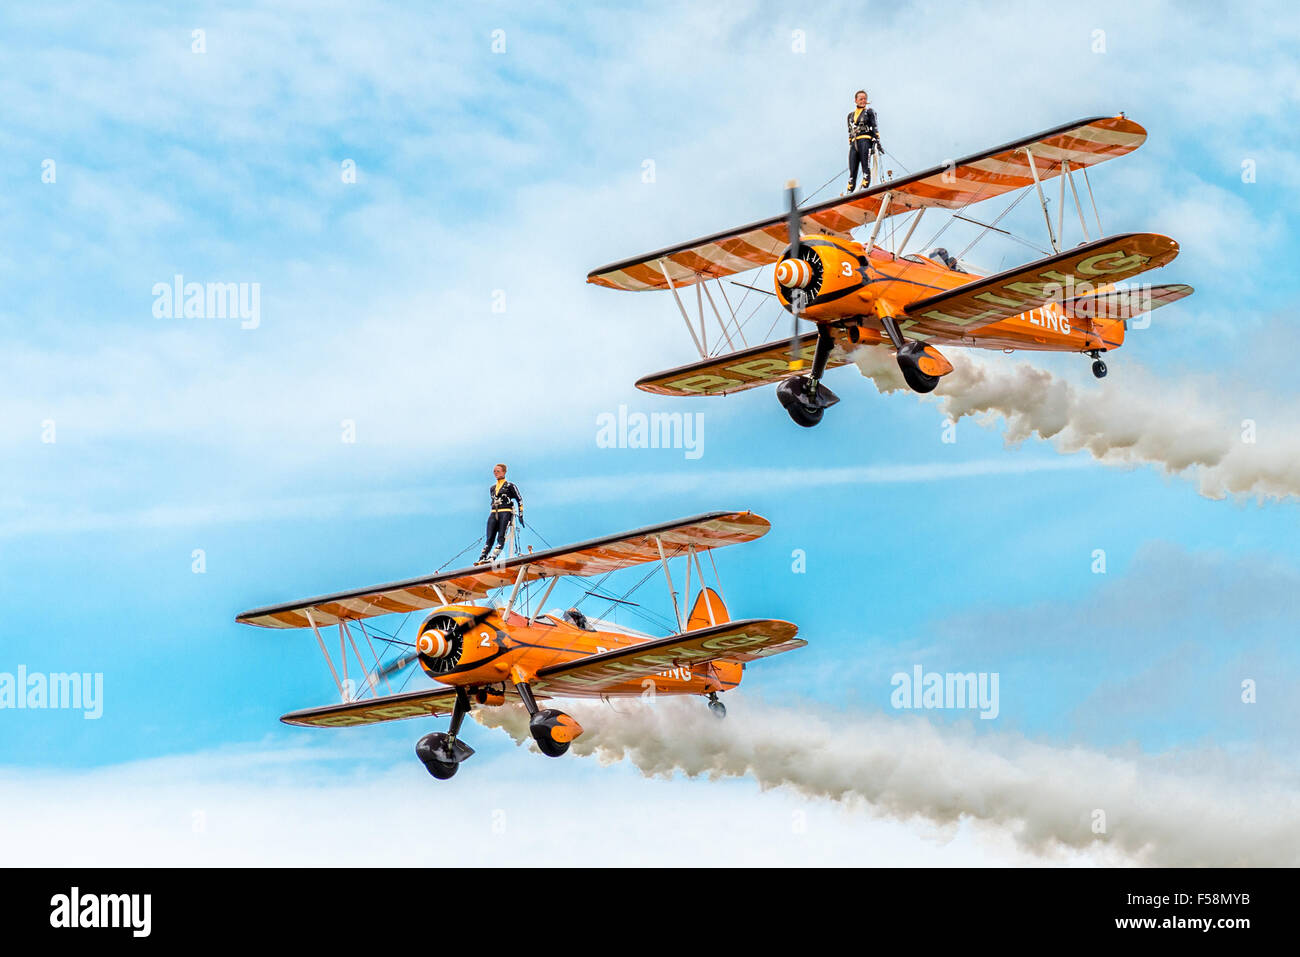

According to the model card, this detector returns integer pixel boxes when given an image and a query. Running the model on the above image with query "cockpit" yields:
[929,247,965,272]
[561,607,596,631]
[900,248,967,273]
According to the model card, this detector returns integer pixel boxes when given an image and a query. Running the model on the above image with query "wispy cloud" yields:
[0,457,1093,538]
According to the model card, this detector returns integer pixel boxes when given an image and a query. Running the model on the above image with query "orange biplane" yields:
[235,511,802,780]
[588,115,1194,426]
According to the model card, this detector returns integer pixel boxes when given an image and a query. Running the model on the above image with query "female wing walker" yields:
[236,511,803,780]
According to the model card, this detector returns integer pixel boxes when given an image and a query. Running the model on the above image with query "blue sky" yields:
[2,1,1298,864]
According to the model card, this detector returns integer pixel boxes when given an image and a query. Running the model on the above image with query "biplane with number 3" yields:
[236,511,801,780]
[588,115,1194,427]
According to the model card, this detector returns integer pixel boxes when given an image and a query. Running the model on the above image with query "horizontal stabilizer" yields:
[1063,282,1193,321]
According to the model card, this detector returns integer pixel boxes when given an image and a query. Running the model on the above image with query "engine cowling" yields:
[773,235,870,318]
[415,606,506,678]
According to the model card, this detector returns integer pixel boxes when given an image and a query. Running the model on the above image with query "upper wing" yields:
[588,115,1146,292]
[1062,282,1193,321]
[533,618,804,695]
[280,687,460,728]
[636,331,863,397]
[237,510,770,629]
[899,233,1180,337]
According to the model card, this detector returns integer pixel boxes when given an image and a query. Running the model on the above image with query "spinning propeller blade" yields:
[785,180,805,367]
[374,651,418,681]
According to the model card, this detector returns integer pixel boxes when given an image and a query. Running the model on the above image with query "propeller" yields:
[366,607,497,687]
[784,179,805,368]
[373,651,419,683]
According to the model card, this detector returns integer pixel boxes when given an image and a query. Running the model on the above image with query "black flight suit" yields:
[847,106,881,191]
[478,479,524,562]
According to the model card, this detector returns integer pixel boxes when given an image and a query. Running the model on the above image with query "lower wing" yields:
[281,687,461,728]
[636,333,863,397]
[901,233,1181,339]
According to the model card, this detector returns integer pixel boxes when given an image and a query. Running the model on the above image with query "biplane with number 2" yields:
[588,115,1193,427]
[236,511,801,780]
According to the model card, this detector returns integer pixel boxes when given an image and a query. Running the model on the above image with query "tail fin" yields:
[685,587,729,631]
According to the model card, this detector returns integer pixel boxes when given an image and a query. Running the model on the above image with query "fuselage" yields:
[417,604,742,700]
[777,234,1124,354]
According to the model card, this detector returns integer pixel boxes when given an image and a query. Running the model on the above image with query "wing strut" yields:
[701,281,737,353]
[712,279,750,349]
[305,609,345,700]
[653,535,684,633]
[527,576,560,625]
[865,190,893,249]
[503,564,529,617]
[895,207,926,257]
[1063,161,1091,242]
[684,543,696,613]
[356,620,394,696]
[1081,166,1104,235]
[1022,146,1060,254]
[693,549,717,626]
[659,259,707,359]
[337,623,349,700]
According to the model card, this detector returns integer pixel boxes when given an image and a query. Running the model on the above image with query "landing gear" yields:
[777,377,834,427]
[516,679,583,758]
[706,692,726,719]
[1089,351,1108,379]
[896,342,940,394]
[776,326,841,428]
[416,732,470,779]
[415,687,475,780]
[882,316,947,394]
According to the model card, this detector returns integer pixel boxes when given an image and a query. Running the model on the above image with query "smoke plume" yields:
[851,346,1300,502]
[475,697,1300,866]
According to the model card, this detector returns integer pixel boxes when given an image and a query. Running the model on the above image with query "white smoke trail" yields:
[851,346,1300,502]
[474,697,1300,866]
